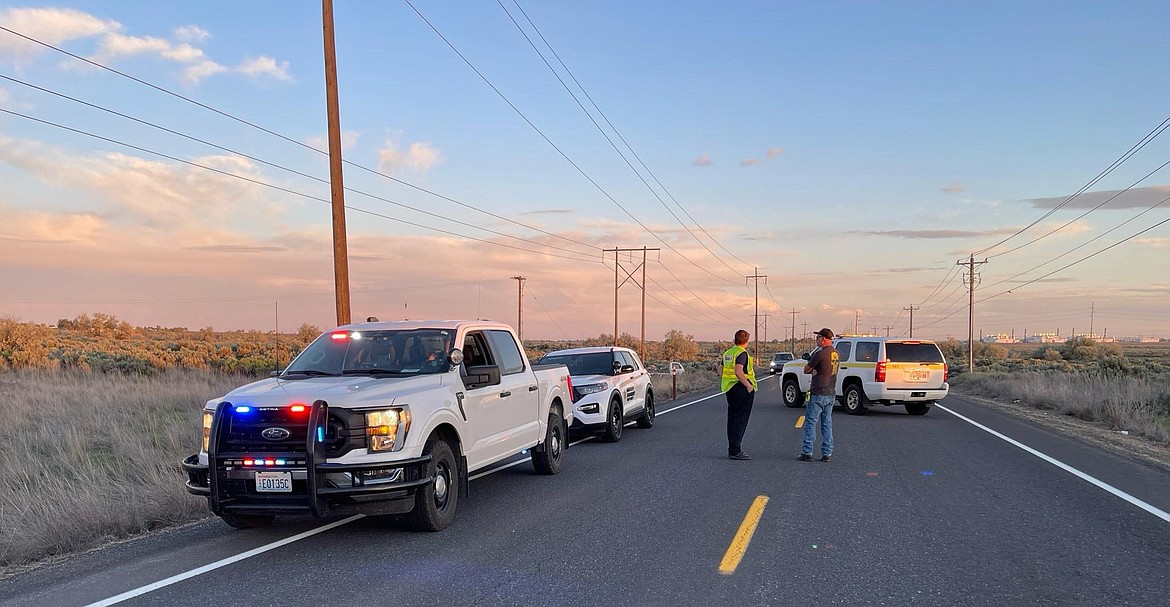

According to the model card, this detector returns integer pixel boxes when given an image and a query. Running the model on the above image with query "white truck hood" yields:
[211,373,449,409]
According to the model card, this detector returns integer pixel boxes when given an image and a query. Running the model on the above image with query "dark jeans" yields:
[725,383,755,455]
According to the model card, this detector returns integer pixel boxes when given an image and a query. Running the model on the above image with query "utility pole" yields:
[904,305,919,338]
[1090,302,1095,339]
[322,0,350,326]
[957,255,988,373]
[759,313,771,345]
[606,247,659,361]
[747,268,767,361]
[789,309,799,354]
[511,276,525,343]
[275,302,279,335]
[854,310,861,335]
[883,325,893,337]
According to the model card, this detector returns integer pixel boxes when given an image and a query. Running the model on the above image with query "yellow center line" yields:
[718,495,769,575]
[795,415,805,428]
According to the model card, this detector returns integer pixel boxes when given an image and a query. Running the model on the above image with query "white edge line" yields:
[89,385,741,604]
[936,402,1170,524]
[84,514,365,607]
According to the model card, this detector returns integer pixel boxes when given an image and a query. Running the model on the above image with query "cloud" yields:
[766,147,783,158]
[237,56,292,81]
[0,7,120,62]
[1134,237,1170,248]
[519,209,574,216]
[306,130,361,154]
[91,32,172,62]
[173,25,209,44]
[185,244,290,253]
[377,140,442,174]
[183,60,228,84]
[942,182,965,194]
[0,204,107,244]
[692,154,713,167]
[1025,185,1170,210]
[740,158,760,167]
[846,227,1019,239]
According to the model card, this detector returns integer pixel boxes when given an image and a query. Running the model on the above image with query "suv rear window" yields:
[886,343,945,363]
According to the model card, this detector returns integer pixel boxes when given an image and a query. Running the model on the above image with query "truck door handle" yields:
[499,391,511,398]
[528,385,538,391]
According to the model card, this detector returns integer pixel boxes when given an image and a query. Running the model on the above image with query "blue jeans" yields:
[802,394,834,456]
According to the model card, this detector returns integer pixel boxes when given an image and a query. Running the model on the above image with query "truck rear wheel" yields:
[407,437,459,531]
[844,383,868,415]
[219,513,275,529]
[531,410,565,475]
[636,391,654,429]
[906,403,931,416]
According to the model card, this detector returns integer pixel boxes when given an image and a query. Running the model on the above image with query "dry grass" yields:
[952,371,1170,445]
[0,369,247,571]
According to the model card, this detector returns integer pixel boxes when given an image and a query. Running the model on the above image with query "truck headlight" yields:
[201,411,214,452]
[575,382,608,395]
[366,408,411,452]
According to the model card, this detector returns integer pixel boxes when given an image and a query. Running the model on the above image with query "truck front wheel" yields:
[407,437,459,531]
[219,513,275,529]
[782,377,804,408]
[531,410,565,475]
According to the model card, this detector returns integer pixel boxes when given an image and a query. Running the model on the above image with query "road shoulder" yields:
[953,390,1170,474]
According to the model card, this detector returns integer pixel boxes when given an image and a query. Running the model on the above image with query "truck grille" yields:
[218,406,351,457]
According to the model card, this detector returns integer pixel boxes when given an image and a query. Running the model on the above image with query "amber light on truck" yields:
[202,411,214,451]
[366,408,411,452]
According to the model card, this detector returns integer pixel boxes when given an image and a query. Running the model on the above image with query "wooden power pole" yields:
[322,0,350,326]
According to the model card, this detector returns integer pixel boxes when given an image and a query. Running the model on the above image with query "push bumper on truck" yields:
[182,400,446,519]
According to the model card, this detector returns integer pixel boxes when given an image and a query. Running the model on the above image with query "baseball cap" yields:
[813,328,834,339]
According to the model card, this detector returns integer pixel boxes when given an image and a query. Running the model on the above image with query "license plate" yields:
[255,471,292,493]
[907,369,928,383]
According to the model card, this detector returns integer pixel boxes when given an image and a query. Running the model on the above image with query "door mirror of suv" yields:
[802,353,811,360]
[620,364,634,373]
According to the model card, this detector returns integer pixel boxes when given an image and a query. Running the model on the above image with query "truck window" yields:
[835,341,852,362]
[486,330,526,375]
[886,343,945,363]
[855,341,879,362]
[617,351,639,371]
[462,332,493,367]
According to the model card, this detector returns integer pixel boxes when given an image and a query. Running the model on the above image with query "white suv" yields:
[779,337,948,416]
[536,346,655,442]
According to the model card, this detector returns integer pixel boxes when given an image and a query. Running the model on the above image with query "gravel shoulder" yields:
[956,390,1170,474]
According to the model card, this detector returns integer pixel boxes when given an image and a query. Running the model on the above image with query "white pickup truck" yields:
[183,319,572,531]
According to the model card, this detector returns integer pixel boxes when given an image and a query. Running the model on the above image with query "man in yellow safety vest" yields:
[720,329,756,460]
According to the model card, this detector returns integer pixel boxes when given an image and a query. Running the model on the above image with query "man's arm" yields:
[803,350,817,375]
[734,363,754,392]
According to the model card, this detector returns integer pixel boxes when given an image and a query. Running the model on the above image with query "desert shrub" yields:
[1041,348,1063,361]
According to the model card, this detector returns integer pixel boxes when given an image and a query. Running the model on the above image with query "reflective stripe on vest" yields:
[720,345,756,393]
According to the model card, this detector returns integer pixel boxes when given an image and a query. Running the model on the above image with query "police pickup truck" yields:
[182,319,572,531]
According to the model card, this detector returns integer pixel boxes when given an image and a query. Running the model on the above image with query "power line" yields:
[0,26,601,255]
[401,0,743,287]
[0,107,602,264]
[987,157,1170,259]
[0,73,602,262]
[497,0,753,278]
[972,113,1170,256]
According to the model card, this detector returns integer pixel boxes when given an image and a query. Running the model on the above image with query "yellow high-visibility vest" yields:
[720,345,756,393]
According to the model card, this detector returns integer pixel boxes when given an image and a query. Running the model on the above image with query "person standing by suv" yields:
[800,328,839,462]
[721,329,756,461]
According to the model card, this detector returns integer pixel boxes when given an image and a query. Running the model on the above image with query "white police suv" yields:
[536,346,655,442]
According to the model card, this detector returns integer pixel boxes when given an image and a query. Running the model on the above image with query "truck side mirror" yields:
[802,353,811,360]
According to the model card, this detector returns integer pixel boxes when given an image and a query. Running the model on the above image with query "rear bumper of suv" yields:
[866,384,948,403]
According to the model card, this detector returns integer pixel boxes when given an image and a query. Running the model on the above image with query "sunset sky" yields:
[2,1,1168,342]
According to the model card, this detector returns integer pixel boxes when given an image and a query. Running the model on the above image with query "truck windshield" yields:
[284,328,454,377]
[538,352,614,376]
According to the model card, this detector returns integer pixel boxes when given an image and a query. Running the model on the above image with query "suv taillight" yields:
[943,363,948,383]
[875,360,887,383]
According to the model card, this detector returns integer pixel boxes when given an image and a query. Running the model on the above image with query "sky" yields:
[1,1,1168,343]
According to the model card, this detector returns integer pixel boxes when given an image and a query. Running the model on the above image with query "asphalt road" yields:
[2,375,1169,607]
